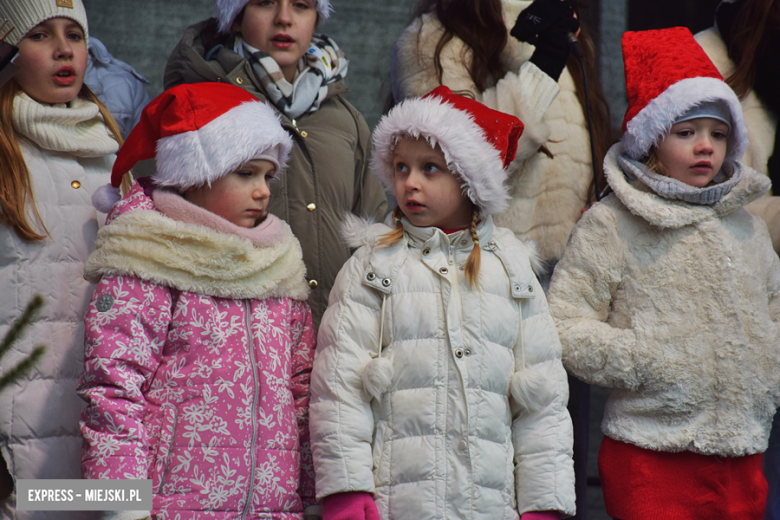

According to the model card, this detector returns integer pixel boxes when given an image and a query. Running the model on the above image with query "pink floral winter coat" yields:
[77,179,316,520]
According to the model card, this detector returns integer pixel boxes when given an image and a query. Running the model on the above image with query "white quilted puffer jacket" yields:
[0,93,116,520]
[310,216,575,519]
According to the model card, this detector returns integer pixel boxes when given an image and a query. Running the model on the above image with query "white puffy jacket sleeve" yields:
[310,247,380,499]
[498,234,575,516]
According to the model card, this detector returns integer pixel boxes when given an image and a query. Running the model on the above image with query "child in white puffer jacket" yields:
[310,86,576,520]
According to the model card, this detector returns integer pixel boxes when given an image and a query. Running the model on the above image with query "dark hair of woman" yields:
[722,0,779,99]
[412,0,508,92]
[411,0,612,202]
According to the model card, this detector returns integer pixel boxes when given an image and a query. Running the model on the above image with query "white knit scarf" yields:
[12,92,119,158]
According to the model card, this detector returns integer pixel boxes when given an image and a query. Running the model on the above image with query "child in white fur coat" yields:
[547,27,780,520]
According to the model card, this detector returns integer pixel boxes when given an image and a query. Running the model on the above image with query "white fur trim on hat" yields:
[215,0,332,34]
[155,100,293,190]
[371,96,511,216]
[0,0,88,46]
[622,76,748,162]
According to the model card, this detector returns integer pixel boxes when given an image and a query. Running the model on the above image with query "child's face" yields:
[393,136,475,230]
[14,18,88,105]
[184,159,277,228]
[654,117,729,188]
[232,0,317,83]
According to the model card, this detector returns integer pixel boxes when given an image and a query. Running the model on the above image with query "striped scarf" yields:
[235,34,348,120]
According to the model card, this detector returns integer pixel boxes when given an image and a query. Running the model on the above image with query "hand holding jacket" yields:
[510,0,579,80]
[323,492,379,520]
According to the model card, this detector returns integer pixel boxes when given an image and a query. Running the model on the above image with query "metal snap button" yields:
[70,180,81,189]
[461,239,468,246]
[528,285,534,293]
[306,203,316,212]
[96,294,114,312]
[458,439,468,451]
[439,267,449,274]
[236,77,244,84]
[382,278,391,287]
[309,280,318,288]
[464,349,471,356]
[455,349,464,358]
[366,273,376,281]
[423,248,431,256]
[301,130,308,138]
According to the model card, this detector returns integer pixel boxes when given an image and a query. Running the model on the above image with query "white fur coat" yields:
[547,144,780,457]
[391,0,593,263]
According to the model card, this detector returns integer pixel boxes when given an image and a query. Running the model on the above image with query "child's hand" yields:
[323,492,379,520]
[521,511,561,520]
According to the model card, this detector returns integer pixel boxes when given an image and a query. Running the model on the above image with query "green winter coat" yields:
[164,19,388,327]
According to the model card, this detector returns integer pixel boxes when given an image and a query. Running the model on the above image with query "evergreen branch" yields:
[0,295,44,359]
[0,345,45,394]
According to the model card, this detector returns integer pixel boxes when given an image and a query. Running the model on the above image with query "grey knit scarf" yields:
[618,154,743,205]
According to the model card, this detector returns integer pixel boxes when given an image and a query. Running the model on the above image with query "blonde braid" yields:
[464,207,481,288]
[378,206,406,246]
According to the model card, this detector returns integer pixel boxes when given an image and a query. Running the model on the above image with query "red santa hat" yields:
[371,86,524,216]
[94,82,292,213]
[215,0,332,34]
[620,26,747,162]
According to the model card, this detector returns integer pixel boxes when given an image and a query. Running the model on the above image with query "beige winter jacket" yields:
[547,144,780,457]
[164,19,388,327]
[391,0,593,263]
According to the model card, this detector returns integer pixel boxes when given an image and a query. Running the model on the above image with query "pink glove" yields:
[522,512,561,520]
[323,492,380,520]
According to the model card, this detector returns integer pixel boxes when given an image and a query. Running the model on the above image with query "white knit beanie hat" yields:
[215,0,332,34]
[0,0,88,46]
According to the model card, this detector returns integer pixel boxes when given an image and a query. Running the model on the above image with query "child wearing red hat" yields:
[547,27,780,519]
[78,82,319,520]
[309,86,576,520]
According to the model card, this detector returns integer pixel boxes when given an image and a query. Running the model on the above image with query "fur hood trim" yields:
[85,209,310,301]
[621,76,748,162]
[604,143,770,228]
[370,95,512,216]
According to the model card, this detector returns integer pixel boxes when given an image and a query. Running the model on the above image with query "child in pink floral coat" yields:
[77,83,317,520]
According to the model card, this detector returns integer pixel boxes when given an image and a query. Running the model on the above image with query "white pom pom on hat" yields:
[99,82,293,212]
[215,0,332,34]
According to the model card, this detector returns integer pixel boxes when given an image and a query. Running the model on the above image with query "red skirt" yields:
[598,435,767,520]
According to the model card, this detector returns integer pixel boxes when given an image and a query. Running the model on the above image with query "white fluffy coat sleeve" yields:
[546,203,662,391]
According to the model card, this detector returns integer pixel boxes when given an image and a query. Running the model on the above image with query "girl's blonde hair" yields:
[642,148,668,177]
[0,80,131,241]
[379,205,483,288]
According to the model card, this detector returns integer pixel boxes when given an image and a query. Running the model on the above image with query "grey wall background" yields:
[82,0,417,130]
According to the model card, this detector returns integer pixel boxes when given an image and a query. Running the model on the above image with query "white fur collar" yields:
[604,143,770,228]
[85,208,310,301]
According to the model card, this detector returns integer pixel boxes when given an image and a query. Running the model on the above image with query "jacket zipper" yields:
[241,300,260,520]
[449,242,464,326]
